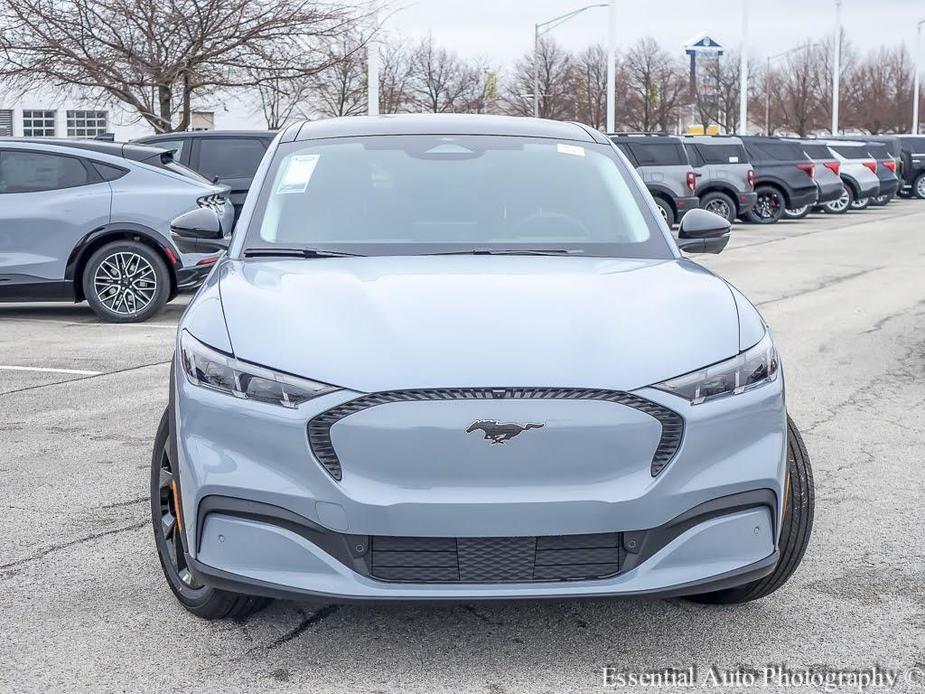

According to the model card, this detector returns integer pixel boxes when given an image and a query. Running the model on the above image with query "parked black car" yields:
[134,130,276,220]
[739,136,818,224]
[870,135,925,199]
[681,135,757,223]
[862,142,901,205]
[608,133,699,225]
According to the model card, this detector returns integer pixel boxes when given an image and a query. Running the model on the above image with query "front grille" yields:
[370,532,621,583]
[307,388,683,481]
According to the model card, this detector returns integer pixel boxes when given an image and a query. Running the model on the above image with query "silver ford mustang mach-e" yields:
[151,115,814,619]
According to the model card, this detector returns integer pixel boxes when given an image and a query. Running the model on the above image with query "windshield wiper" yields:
[243,247,365,258]
[425,248,581,256]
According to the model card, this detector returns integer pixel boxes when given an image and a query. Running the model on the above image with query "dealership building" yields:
[0,85,268,139]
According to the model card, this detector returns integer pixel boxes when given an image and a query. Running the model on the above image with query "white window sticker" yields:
[557,143,585,157]
[728,156,740,163]
[277,154,320,194]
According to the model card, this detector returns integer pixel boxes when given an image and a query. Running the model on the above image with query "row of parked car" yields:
[608,132,925,226]
[0,126,921,323]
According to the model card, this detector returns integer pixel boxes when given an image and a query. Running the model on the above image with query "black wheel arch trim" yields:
[645,184,679,211]
[65,223,181,301]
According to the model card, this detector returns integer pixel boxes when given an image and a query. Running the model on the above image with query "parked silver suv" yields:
[682,135,757,223]
[609,133,699,226]
[0,139,233,322]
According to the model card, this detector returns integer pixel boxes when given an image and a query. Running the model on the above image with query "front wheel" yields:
[783,205,810,220]
[685,416,814,604]
[870,193,892,207]
[83,240,169,323]
[150,409,272,620]
[914,173,925,199]
[850,195,871,210]
[743,187,785,224]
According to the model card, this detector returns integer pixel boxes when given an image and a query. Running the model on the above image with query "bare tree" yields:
[621,37,687,132]
[378,38,414,113]
[312,32,369,118]
[572,45,607,130]
[502,38,575,120]
[845,46,913,133]
[0,0,364,132]
[407,35,476,113]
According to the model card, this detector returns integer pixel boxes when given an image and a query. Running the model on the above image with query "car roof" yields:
[136,130,276,141]
[0,138,172,164]
[288,114,606,144]
[681,135,745,145]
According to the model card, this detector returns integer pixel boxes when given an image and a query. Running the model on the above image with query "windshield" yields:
[244,135,671,259]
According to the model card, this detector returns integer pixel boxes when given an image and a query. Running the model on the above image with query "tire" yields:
[685,416,814,605]
[150,409,272,620]
[849,195,871,210]
[653,197,676,226]
[914,173,925,199]
[870,193,892,207]
[783,205,810,220]
[699,191,736,223]
[83,240,170,323]
[823,186,852,214]
[743,186,785,224]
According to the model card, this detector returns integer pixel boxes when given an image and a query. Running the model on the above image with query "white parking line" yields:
[0,365,102,376]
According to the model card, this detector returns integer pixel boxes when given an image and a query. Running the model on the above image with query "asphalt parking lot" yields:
[1,202,924,692]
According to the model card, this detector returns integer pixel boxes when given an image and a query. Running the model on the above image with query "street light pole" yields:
[367,3,380,116]
[831,0,842,134]
[607,0,616,132]
[738,0,749,134]
[913,20,924,134]
[533,4,607,119]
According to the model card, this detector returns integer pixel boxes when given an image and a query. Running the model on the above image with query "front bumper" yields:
[175,261,219,292]
[173,370,787,600]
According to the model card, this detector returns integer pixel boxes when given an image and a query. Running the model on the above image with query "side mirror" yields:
[170,207,229,254]
[676,209,731,254]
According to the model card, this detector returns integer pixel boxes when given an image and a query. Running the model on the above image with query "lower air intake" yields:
[370,533,621,583]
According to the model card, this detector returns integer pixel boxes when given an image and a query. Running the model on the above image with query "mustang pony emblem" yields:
[466,420,545,445]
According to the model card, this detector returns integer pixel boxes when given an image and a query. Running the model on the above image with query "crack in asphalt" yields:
[0,520,147,578]
[100,496,149,509]
[256,605,341,651]
[755,266,885,308]
[0,360,170,397]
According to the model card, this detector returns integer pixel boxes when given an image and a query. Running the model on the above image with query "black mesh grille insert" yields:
[307,388,683,481]
[370,533,621,584]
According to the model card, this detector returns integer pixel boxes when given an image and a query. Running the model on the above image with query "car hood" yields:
[213,256,739,393]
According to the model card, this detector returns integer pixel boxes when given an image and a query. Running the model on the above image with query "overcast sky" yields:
[383,0,923,66]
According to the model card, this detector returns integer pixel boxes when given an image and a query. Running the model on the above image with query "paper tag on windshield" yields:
[277,154,319,194]
[728,156,740,163]
[557,143,585,157]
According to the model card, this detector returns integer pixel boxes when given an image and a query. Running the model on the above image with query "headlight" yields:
[179,331,338,408]
[653,331,779,405]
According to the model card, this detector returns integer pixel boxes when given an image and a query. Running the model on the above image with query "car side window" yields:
[628,143,685,166]
[153,139,185,159]
[684,144,705,167]
[0,150,91,193]
[197,138,268,180]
